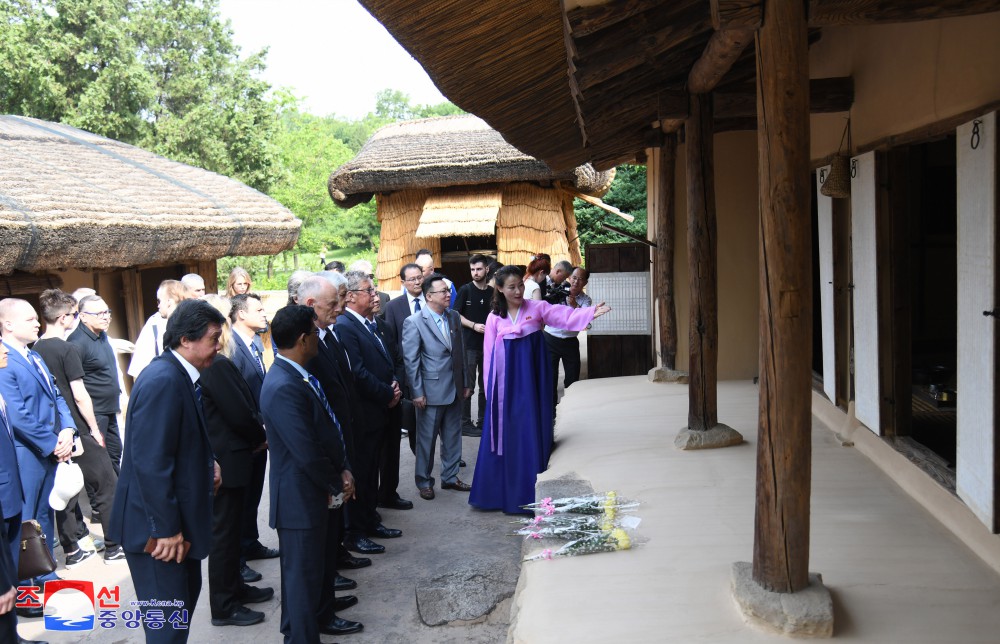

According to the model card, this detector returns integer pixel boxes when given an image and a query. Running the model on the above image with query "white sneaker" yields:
[78,534,106,553]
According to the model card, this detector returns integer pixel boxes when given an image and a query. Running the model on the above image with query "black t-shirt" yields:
[32,337,87,431]
[453,282,493,350]
[67,324,121,414]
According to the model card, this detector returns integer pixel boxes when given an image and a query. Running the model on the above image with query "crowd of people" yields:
[0,251,609,643]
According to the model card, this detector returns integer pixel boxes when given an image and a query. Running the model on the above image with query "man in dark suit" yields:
[108,299,225,643]
[262,305,362,641]
[402,274,473,500]
[0,341,46,644]
[0,299,76,601]
[200,308,271,628]
[302,273,370,575]
[227,293,278,583]
[336,271,404,554]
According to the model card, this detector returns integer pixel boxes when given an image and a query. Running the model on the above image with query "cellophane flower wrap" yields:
[518,492,643,561]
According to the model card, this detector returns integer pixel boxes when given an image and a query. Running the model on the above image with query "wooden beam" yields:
[685,92,720,432]
[753,0,813,594]
[567,0,671,38]
[575,5,709,91]
[807,0,1000,26]
[715,76,854,118]
[654,137,679,370]
[688,28,754,94]
[561,8,590,149]
[711,0,763,29]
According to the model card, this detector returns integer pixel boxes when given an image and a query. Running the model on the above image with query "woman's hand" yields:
[593,302,612,318]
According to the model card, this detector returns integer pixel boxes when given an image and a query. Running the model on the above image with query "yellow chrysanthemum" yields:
[611,528,631,550]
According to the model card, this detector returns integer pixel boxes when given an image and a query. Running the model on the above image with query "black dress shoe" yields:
[460,459,467,467]
[334,574,357,591]
[344,535,385,554]
[377,497,414,510]
[336,553,371,569]
[16,606,43,618]
[240,563,263,583]
[243,541,280,560]
[319,616,364,636]
[333,594,358,611]
[18,636,49,644]
[211,605,265,627]
[238,584,274,604]
[367,523,402,539]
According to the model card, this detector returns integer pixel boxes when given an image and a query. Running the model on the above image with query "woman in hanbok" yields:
[470,265,611,514]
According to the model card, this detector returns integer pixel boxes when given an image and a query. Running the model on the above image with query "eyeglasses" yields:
[403,277,423,284]
[367,273,375,280]
[350,287,376,295]
[428,289,450,296]
[63,311,79,320]
[81,310,111,318]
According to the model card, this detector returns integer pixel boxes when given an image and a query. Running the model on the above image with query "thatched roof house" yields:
[0,115,300,340]
[328,115,614,291]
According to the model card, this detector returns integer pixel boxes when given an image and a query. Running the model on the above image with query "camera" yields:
[544,282,571,305]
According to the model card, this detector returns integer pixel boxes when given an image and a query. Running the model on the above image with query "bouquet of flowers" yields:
[521,491,639,517]
[523,527,634,561]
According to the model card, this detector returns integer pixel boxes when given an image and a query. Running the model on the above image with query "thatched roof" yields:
[0,115,300,275]
[327,115,615,208]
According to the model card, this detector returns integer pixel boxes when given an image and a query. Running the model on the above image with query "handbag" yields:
[17,519,57,580]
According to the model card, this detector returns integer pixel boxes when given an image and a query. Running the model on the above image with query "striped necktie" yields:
[306,375,346,453]
[0,394,10,438]
[250,343,266,377]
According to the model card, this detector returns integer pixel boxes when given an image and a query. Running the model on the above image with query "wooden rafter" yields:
[566,0,673,38]
[711,0,763,29]
[688,28,755,94]
[807,0,1000,26]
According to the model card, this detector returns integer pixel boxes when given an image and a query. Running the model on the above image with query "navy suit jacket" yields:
[0,399,22,521]
[0,342,76,460]
[261,358,349,530]
[307,331,359,460]
[336,311,397,432]
[108,351,214,559]
[230,329,265,404]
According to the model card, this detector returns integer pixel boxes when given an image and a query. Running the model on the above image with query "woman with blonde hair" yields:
[226,267,252,298]
[127,279,195,378]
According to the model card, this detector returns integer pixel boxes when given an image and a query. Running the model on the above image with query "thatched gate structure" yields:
[327,115,613,291]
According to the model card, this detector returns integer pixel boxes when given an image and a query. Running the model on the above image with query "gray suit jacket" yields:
[401,308,469,406]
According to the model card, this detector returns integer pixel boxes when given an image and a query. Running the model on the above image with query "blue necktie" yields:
[250,343,266,377]
[0,394,10,438]
[194,380,203,408]
[413,297,421,313]
[365,320,390,360]
[306,375,346,453]
[29,351,54,396]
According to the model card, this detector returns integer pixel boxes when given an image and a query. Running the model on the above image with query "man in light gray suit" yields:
[401,274,472,500]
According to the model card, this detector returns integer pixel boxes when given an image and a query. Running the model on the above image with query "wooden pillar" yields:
[686,93,719,431]
[655,136,679,370]
[752,0,812,593]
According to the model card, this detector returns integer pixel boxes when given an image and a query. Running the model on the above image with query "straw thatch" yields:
[375,189,439,292]
[496,183,580,268]
[415,185,503,238]
[0,115,301,275]
[328,115,615,208]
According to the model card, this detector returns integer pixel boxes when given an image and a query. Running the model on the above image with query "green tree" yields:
[0,0,281,192]
[574,164,648,254]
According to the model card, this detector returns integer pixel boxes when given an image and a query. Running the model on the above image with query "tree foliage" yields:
[0,0,281,192]
[574,164,648,254]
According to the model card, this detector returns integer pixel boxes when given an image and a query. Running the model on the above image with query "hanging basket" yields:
[821,118,852,199]
[821,154,851,198]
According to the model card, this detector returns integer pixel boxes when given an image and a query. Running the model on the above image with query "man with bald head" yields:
[0,298,77,605]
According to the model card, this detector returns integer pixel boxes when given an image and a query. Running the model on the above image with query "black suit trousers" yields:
[209,485,246,617]
[240,450,267,549]
[377,405,402,504]
[347,424,382,537]
[57,432,119,550]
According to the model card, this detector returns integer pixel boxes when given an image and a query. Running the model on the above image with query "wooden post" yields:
[686,93,719,431]
[752,0,813,593]
[655,136,678,370]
